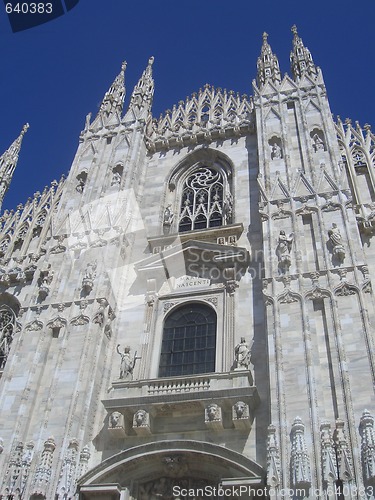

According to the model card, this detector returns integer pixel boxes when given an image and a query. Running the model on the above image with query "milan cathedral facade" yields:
[0,27,375,499]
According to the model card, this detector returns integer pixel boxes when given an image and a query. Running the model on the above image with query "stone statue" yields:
[84,261,97,281]
[271,142,282,160]
[111,170,121,186]
[234,337,251,369]
[162,204,174,234]
[276,230,294,272]
[328,223,342,246]
[312,133,325,152]
[328,223,345,261]
[76,177,85,193]
[116,345,141,380]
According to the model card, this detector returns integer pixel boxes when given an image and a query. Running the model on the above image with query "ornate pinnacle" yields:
[128,56,155,114]
[290,25,317,80]
[98,61,127,117]
[256,31,281,87]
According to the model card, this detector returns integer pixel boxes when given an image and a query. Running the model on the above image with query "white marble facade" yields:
[0,27,374,499]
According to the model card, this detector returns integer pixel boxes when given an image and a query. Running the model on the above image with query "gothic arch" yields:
[78,440,264,495]
[163,149,234,234]
[0,293,20,370]
[167,148,233,190]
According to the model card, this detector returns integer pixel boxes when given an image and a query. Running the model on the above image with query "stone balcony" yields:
[102,370,259,415]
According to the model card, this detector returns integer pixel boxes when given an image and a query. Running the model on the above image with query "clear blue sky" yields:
[0,0,374,210]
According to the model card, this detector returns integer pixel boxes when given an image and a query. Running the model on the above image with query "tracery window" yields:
[178,167,232,232]
[159,303,216,377]
[0,305,16,370]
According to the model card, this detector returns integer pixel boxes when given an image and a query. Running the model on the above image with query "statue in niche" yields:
[271,142,282,160]
[76,178,85,193]
[82,261,97,293]
[116,345,141,380]
[84,261,97,281]
[111,170,121,186]
[206,403,220,421]
[162,204,174,235]
[312,133,325,152]
[0,331,12,369]
[276,230,294,272]
[234,337,251,369]
[109,411,122,428]
[328,223,345,261]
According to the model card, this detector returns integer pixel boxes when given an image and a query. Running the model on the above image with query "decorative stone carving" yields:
[320,422,337,486]
[76,445,91,480]
[70,314,89,326]
[1,441,24,497]
[162,455,189,477]
[328,223,345,262]
[108,411,126,438]
[205,403,223,430]
[82,261,97,293]
[25,319,43,331]
[38,264,54,299]
[360,409,375,483]
[31,436,56,497]
[232,401,251,430]
[276,230,293,273]
[225,267,239,295]
[267,424,281,489]
[223,192,234,223]
[133,409,151,436]
[290,417,311,490]
[334,419,354,483]
[162,204,174,235]
[55,439,79,499]
[116,344,141,380]
[234,337,251,370]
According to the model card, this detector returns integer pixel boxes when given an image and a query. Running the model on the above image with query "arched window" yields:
[0,305,16,370]
[178,167,232,232]
[159,303,216,377]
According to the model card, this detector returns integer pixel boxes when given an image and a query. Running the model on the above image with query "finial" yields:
[148,56,154,66]
[121,61,127,72]
[291,25,298,36]
[22,123,29,135]
[262,32,268,43]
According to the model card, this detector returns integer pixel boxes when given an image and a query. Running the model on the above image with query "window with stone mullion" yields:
[178,167,224,232]
[159,304,217,377]
[0,305,16,370]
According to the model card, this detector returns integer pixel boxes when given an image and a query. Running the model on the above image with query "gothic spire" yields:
[0,123,29,211]
[290,25,317,80]
[256,32,281,87]
[98,61,127,117]
[128,57,155,117]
